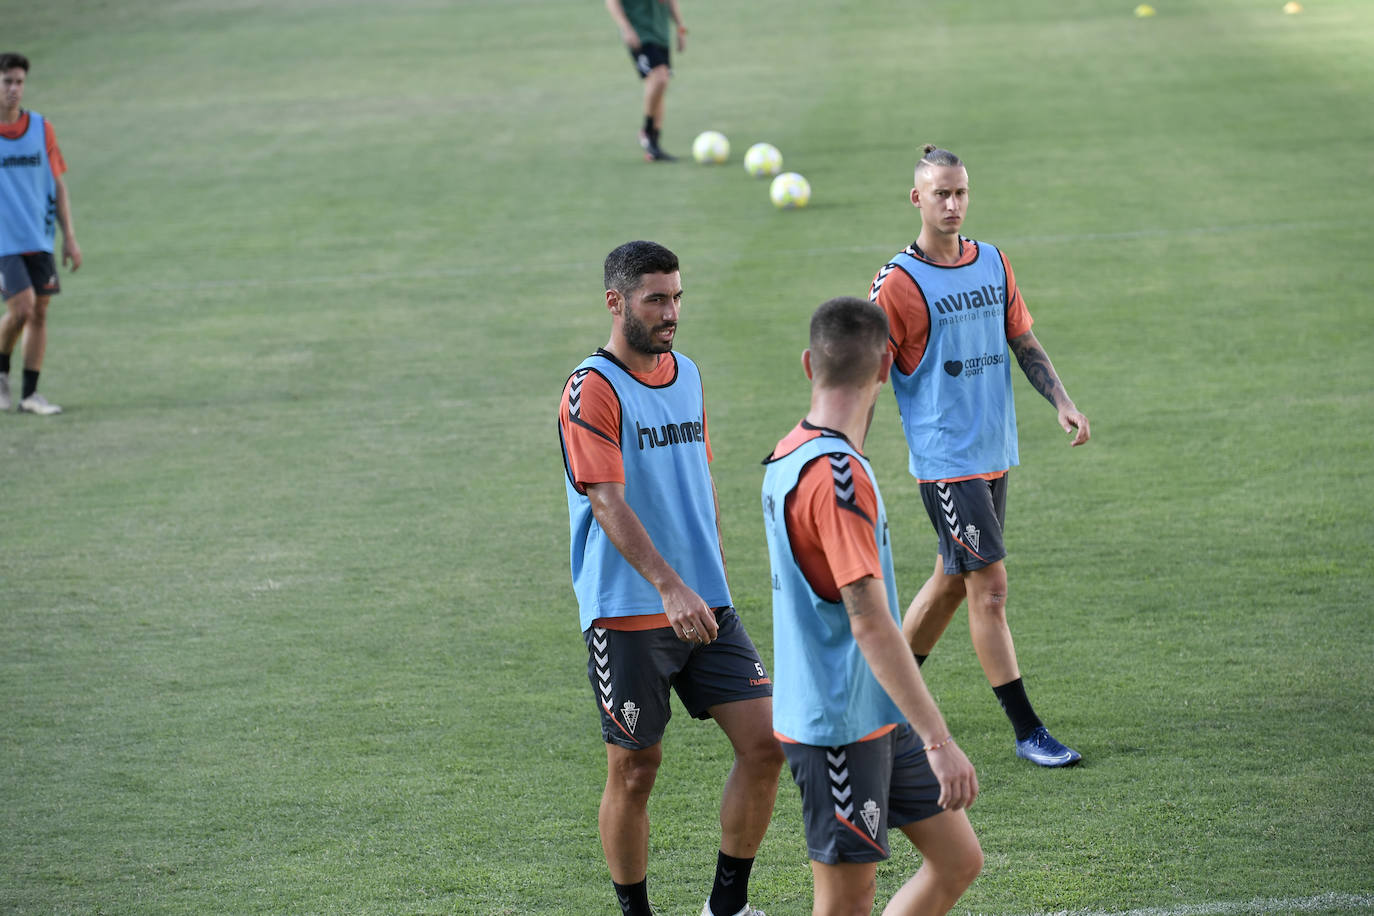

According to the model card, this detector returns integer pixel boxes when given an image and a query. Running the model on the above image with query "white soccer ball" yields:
[692,130,730,164]
[769,172,811,209]
[743,142,783,178]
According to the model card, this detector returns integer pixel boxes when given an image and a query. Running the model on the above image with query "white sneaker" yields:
[0,373,10,411]
[702,904,766,916]
[18,393,62,415]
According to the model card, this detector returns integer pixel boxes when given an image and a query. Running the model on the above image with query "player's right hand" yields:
[926,740,978,810]
[661,581,718,644]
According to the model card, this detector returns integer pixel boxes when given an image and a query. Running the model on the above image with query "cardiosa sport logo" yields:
[0,153,41,168]
[942,352,1006,378]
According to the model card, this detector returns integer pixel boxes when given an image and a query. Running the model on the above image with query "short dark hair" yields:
[0,53,30,73]
[809,297,890,387]
[604,241,680,297]
[915,143,962,181]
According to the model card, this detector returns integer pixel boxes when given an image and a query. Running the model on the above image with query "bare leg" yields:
[902,556,966,656]
[23,295,51,372]
[600,742,663,882]
[962,561,1020,687]
[0,287,35,357]
[710,696,784,857]
[883,809,982,915]
[643,65,670,133]
[810,860,878,916]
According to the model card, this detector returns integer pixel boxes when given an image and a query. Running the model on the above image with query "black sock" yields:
[643,115,654,137]
[0,351,9,374]
[708,851,754,916]
[993,677,1043,742]
[22,368,39,399]
[914,653,928,667]
[613,878,653,916]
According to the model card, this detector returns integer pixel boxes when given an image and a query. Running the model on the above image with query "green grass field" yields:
[3,1,1372,914]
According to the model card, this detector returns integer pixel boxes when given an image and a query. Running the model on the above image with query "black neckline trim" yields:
[800,418,854,446]
[593,348,678,388]
[908,237,973,267]
[763,420,864,465]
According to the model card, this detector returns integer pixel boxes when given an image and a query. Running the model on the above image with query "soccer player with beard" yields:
[558,241,782,916]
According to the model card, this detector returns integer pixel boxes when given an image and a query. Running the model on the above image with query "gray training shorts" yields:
[783,723,943,865]
[585,607,772,750]
[919,475,1008,574]
[0,252,60,300]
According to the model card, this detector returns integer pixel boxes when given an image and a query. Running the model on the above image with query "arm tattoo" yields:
[1009,332,1064,406]
[842,579,879,619]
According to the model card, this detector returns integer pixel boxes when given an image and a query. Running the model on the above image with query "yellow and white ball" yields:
[692,130,730,164]
[769,172,811,209]
[744,142,783,178]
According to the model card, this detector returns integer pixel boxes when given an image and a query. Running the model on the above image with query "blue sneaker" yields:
[1015,726,1082,767]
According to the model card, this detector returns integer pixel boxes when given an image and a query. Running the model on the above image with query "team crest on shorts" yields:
[621,701,640,733]
[860,799,881,837]
[963,523,981,553]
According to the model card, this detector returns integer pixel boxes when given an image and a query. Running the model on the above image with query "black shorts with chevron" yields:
[782,723,942,865]
[919,475,1008,574]
[584,607,772,750]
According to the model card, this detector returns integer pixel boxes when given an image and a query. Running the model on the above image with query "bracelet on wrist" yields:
[923,735,953,752]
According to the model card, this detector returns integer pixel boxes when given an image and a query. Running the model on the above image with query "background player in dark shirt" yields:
[605,0,687,161]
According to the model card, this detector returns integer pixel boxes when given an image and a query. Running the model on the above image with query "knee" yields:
[851,878,877,916]
[741,734,785,777]
[935,575,967,605]
[609,749,661,799]
[974,589,1007,615]
[943,843,984,895]
[967,573,1008,616]
[960,843,985,889]
[818,876,875,916]
[5,290,36,322]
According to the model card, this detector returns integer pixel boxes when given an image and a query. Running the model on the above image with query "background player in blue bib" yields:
[868,145,1091,767]
[0,51,83,415]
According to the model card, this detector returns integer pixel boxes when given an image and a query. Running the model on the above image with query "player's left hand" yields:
[64,238,82,272]
[676,23,687,52]
[1059,406,1089,446]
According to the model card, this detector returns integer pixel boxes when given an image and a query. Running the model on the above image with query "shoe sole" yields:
[1017,752,1082,767]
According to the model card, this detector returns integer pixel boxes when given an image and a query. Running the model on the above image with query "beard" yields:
[623,308,674,355]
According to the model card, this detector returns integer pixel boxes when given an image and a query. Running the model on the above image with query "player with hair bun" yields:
[868,144,1091,768]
